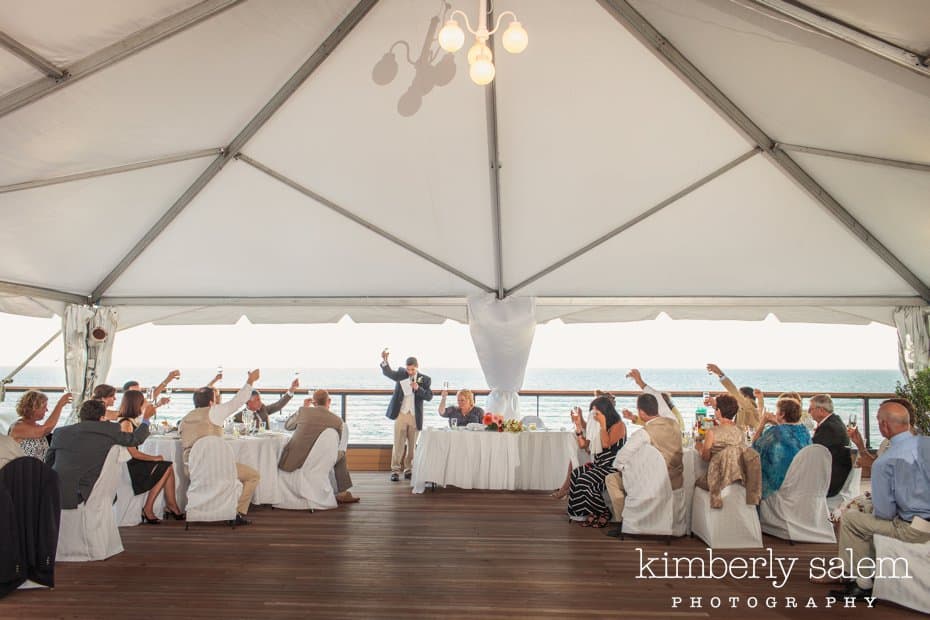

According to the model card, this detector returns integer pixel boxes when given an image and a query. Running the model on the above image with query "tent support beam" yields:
[0,0,244,119]
[506,148,760,296]
[733,0,930,78]
[88,0,380,303]
[237,154,496,294]
[777,143,930,174]
[0,31,67,79]
[0,148,222,194]
[484,10,505,299]
[0,279,87,305]
[0,329,62,400]
[597,0,930,304]
[96,295,928,307]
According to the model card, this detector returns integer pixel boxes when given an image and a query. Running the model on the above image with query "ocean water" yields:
[0,366,902,448]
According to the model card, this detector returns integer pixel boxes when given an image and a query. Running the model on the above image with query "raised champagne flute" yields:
[848,413,858,430]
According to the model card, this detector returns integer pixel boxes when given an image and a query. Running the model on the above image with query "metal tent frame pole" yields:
[776,144,930,174]
[484,9,506,300]
[0,0,244,119]
[596,0,930,304]
[0,329,61,401]
[89,0,380,303]
[0,31,66,79]
[0,279,87,305]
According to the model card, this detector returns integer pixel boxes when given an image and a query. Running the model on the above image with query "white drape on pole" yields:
[467,295,536,421]
[893,306,930,381]
[63,305,119,424]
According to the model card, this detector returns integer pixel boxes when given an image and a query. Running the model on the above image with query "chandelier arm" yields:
[450,9,478,36]
[488,10,517,36]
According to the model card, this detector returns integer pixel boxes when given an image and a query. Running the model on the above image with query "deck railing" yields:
[2,386,893,450]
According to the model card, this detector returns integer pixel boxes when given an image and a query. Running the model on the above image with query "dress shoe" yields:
[390,473,400,482]
[336,492,360,504]
[229,513,252,526]
[404,471,412,480]
[606,526,623,538]
[829,584,872,600]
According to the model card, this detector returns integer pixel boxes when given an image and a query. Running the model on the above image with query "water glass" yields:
[529,423,537,432]
[450,418,458,430]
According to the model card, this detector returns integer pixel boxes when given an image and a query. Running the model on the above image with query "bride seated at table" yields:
[437,387,484,427]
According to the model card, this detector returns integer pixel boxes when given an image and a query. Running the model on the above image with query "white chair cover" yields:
[57,445,124,561]
[619,444,674,535]
[520,415,545,429]
[112,449,147,527]
[691,483,763,549]
[186,436,241,523]
[274,428,339,511]
[760,444,835,543]
[827,466,862,513]
[671,446,695,537]
[874,534,930,614]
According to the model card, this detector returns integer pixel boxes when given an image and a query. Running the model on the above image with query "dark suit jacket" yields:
[812,414,852,497]
[381,363,433,431]
[45,421,150,509]
[233,392,293,426]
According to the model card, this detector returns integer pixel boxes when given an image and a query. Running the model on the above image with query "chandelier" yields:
[437,0,528,85]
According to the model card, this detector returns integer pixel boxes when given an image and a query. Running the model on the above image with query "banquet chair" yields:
[691,483,763,549]
[614,444,687,540]
[520,415,545,429]
[874,535,930,615]
[185,436,241,527]
[57,445,124,562]
[759,444,835,543]
[112,448,148,527]
[826,465,862,514]
[274,428,338,511]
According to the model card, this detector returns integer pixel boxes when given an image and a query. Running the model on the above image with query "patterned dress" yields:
[567,436,625,520]
[752,423,811,499]
[8,422,48,461]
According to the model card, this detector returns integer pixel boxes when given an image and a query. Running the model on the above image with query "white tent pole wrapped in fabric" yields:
[893,307,930,381]
[62,304,118,422]
[467,295,535,421]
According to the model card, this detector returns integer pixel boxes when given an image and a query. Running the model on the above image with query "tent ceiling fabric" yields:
[0,0,927,327]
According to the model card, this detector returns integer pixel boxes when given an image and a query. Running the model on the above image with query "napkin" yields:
[586,411,602,456]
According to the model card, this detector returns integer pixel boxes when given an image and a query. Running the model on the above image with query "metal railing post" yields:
[536,395,540,417]
[862,397,870,450]
[341,393,347,422]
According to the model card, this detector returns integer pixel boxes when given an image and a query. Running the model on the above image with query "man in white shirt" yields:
[623,368,683,428]
[179,369,261,525]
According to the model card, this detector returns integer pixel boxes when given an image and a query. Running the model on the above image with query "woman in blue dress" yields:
[751,397,811,498]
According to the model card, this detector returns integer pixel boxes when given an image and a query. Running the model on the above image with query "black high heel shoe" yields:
[141,510,161,525]
[163,508,186,521]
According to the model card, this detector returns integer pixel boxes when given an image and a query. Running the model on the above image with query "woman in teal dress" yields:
[751,397,811,499]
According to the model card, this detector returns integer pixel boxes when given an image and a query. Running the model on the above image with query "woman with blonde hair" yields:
[8,390,72,460]
[437,386,484,427]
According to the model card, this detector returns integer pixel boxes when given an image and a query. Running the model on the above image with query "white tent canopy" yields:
[0,0,928,331]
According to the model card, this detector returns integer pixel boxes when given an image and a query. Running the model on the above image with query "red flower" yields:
[483,413,494,425]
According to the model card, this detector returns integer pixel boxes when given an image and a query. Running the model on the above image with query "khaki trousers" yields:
[334,452,353,492]
[391,412,418,474]
[604,472,626,521]
[236,463,260,515]
[839,510,930,587]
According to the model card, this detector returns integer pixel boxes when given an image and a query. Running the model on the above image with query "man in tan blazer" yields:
[605,393,683,536]
[706,363,760,430]
[278,389,359,504]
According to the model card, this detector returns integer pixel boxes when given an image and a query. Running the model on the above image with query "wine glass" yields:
[848,413,858,429]
[450,418,458,430]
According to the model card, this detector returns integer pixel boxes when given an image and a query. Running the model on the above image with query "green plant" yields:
[895,367,930,436]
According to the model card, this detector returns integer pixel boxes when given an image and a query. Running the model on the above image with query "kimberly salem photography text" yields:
[634,548,912,610]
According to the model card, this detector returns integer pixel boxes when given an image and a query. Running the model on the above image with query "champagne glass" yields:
[848,413,858,429]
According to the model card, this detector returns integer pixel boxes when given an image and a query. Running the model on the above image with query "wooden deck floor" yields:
[2,473,922,619]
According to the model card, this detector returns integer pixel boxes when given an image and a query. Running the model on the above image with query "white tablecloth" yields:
[411,428,579,493]
[141,432,291,508]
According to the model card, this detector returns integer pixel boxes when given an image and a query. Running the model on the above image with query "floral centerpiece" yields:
[483,413,525,433]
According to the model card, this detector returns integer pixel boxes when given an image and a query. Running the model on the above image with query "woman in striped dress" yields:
[567,395,626,527]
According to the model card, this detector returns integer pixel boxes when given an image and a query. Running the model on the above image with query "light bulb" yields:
[437,20,465,53]
[470,58,495,85]
[501,21,528,54]
[467,41,492,65]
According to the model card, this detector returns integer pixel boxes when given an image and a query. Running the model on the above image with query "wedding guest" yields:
[706,363,760,429]
[380,349,433,482]
[179,369,261,526]
[122,368,184,399]
[694,394,761,508]
[8,391,72,460]
[0,435,25,470]
[848,397,916,470]
[117,391,184,523]
[830,400,930,601]
[550,402,593,499]
[92,384,120,420]
[234,377,299,427]
[437,387,484,427]
[751,397,811,499]
[605,393,683,535]
[623,369,684,430]
[566,395,625,528]
[808,394,852,498]
[46,399,152,509]
[279,389,358,504]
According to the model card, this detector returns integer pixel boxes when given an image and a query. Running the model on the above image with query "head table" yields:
[141,432,291,510]
[410,427,580,494]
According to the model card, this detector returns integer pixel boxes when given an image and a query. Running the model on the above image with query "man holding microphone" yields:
[380,349,432,482]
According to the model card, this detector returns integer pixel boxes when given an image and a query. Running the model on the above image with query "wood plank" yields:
[3,474,920,618]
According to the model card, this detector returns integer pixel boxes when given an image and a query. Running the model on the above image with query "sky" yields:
[0,310,900,371]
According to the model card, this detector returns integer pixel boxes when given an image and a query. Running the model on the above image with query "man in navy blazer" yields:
[380,349,433,482]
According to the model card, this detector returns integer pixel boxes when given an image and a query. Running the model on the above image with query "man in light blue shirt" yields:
[831,400,930,600]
